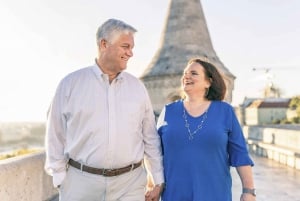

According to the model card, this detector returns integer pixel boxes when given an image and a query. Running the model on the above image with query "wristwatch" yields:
[242,188,256,196]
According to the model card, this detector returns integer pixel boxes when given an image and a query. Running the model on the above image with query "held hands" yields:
[145,184,164,201]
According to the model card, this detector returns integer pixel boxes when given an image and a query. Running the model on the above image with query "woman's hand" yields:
[240,193,256,201]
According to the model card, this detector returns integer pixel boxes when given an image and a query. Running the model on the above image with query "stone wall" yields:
[243,125,300,170]
[0,151,57,201]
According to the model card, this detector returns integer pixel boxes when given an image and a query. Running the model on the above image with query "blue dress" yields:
[157,100,254,201]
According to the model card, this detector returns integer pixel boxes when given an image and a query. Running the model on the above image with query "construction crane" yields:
[252,65,299,98]
[252,67,280,98]
[252,67,270,73]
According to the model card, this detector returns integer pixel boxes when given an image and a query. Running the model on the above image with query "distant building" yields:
[235,97,261,125]
[244,98,291,125]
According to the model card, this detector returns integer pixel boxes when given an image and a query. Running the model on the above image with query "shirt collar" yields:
[92,60,124,82]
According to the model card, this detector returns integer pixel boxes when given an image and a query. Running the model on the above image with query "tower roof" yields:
[141,0,234,79]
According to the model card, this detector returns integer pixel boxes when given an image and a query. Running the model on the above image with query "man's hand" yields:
[145,184,164,201]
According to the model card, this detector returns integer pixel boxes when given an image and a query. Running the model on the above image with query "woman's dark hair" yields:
[188,58,226,100]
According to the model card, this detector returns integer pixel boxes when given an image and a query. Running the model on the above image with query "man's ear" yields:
[99,39,108,49]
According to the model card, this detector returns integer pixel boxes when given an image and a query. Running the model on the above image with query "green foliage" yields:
[289,96,300,116]
[280,119,292,124]
[0,149,39,160]
[289,96,300,107]
[272,119,281,124]
[279,96,300,124]
[292,117,300,123]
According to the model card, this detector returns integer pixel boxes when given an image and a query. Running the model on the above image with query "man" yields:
[45,18,164,201]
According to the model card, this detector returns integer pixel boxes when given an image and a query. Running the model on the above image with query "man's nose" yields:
[127,49,133,57]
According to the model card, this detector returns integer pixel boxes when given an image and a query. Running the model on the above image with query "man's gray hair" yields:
[96,18,137,44]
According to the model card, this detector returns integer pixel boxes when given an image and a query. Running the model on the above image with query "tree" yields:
[289,96,300,116]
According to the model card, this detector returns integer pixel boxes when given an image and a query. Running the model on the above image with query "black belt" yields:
[68,159,142,177]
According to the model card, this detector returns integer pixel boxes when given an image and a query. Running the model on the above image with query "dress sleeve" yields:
[227,106,254,167]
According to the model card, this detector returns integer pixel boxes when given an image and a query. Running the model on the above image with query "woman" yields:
[157,58,256,201]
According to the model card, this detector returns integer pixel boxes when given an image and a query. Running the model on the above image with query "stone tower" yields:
[140,0,235,114]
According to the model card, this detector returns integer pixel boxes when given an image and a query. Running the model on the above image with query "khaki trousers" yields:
[59,165,147,201]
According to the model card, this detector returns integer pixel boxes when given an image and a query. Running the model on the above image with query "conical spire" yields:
[141,0,235,113]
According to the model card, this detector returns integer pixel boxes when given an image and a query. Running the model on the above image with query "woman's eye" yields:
[183,72,198,76]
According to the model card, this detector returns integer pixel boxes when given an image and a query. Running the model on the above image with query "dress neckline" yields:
[181,99,213,118]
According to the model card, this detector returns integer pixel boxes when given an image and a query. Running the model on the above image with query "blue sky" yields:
[0,0,300,121]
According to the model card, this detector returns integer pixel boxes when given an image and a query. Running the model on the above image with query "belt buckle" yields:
[102,169,107,176]
[80,163,83,172]
[102,168,112,176]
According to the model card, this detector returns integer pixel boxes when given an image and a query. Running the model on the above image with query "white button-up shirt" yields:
[45,63,164,187]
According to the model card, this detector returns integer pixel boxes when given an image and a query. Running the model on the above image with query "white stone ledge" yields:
[0,151,57,201]
[247,140,300,170]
